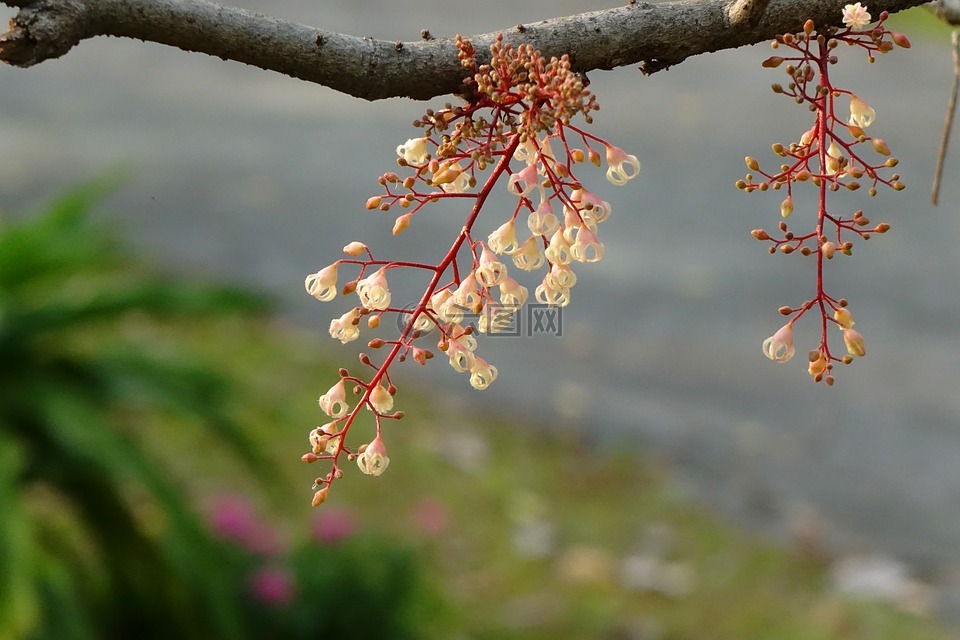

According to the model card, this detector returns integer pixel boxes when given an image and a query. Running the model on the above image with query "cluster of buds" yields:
[301,34,640,503]
[739,4,908,384]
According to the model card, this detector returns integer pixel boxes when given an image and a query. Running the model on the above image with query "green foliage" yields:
[0,183,273,639]
[0,185,437,639]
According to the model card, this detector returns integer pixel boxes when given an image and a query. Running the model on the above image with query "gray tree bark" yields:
[0,0,931,101]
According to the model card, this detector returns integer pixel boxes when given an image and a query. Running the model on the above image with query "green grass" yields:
[186,318,956,640]
[5,185,952,639]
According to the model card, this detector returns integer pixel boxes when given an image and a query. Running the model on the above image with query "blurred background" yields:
[1,0,959,637]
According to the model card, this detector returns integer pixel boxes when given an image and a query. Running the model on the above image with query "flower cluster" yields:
[301,35,640,503]
[740,6,909,384]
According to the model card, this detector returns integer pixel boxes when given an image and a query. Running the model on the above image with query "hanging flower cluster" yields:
[301,34,640,504]
[739,5,909,385]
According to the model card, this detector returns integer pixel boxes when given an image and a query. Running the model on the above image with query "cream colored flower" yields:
[848,94,876,128]
[512,236,545,271]
[356,268,391,311]
[396,137,429,164]
[604,145,641,185]
[488,218,520,255]
[762,324,795,362]
[305,264,338,302]
[842,3,871,30]
[469,356,499,390]
[475,243,507,287]
[368,383,394,414]
[329,309,360,344]
[570,227,604,263]
[319,379,348,418]
[357,435,390,476]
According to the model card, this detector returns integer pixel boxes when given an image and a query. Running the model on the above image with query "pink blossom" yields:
[311,506,356,545]
[207,496,283,556]
[249,566,296,606]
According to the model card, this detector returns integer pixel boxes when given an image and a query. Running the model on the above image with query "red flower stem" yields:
[323,133,523,484]
[815,39,831,357]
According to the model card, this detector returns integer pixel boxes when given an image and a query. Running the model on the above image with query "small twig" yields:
[932,30,960,205]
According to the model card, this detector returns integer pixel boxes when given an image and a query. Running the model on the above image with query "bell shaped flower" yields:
[488,218,520,255]
[826,141,844,176]
[305,264,338,302]
[544,229,573,266]
[507,163,540,197]
[570,227,605,263]
[512,236,545,271]
[528,198,560,237]
[475,243,507,287]
[571,189,612,224]
[329,309,360,344]
[848,94,876,128]
[469,356,498,390]
[535,279,572,307]
[368,383,394,414]
[429,289,462,324]
[357,435,390,476]
[453,273,482,310]
[412,310,435,334]
[319,379,349,418]
[499,276,528,310]
[762,324,795,362]
[446,335,477,373]
[605,145,641,185]
[545,263,577,291]
[356,268,392,311]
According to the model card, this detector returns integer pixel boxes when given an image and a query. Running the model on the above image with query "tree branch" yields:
[0,0,929,101]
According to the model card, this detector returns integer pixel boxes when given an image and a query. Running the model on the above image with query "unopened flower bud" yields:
[872,138,891,156]
[343,241,367,256]
[821,241,836,259]
[808,352,827,377]
[312,487,330,507]
[752,229,770,240]
[780,196,793,219]
[393,212,412,235]
[892,32,911,48]
[834,307,854,329]
[843,328,865,357]
[366,196,382,210]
